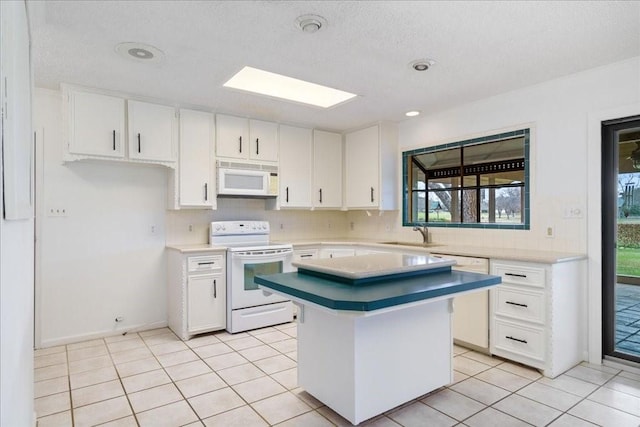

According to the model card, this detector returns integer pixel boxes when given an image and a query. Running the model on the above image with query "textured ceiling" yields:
[27,0,640,132]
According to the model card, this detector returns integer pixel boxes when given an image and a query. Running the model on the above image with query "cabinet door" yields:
[179,109,215,207]
[345,125,380,208]
[68,91,125,158]
[216,114,248,159]
[188,274,226,333]
[279,125,312,208]
[320,248,356,258]
[249,119,278,162]
[313,130,343,208]
[128,100,176,162]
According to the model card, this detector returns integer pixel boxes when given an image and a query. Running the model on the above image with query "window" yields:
[402,129,530,229]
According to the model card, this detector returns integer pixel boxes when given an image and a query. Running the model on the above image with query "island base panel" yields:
[297,299,453,425]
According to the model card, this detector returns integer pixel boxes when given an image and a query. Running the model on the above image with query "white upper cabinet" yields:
[67,90,126,159]
[249,119,278,162]
[216,114,278,162]
[216,114,247,159]
[127,100,177,162]
[344,123,398,210]
[177,109,215,208]
[279,125,312,208]
[64,86,177,166]
[313,130,343,209]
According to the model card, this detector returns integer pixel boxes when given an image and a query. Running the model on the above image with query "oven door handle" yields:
[232,249,293,258]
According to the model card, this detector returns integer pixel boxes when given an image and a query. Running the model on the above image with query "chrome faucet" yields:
[413,226,429,245]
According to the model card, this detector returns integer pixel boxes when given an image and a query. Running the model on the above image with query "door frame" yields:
[601,116,640,362]
[587,103,640,365]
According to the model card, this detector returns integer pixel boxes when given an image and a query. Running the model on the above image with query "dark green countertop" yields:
[255,269,501,312]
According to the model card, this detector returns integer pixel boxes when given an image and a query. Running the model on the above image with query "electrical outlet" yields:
[546,226,555,238]
[47,207,68,217]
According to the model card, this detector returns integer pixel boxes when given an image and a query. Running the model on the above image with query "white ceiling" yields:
[27,0,640,132]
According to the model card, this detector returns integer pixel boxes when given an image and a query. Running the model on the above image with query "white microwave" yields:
[217,162,278,197]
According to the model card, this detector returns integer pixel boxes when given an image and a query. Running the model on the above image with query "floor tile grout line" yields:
[36,326,640,427]
[126,326,311,426]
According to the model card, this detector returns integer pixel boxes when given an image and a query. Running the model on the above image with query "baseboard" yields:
[36,320,168,348]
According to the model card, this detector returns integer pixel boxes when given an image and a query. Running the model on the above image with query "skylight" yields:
[223,66,357,108]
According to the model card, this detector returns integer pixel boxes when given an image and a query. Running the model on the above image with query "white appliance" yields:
[432,253,490,352]
[210,220,294,333]
[217,161,278,197]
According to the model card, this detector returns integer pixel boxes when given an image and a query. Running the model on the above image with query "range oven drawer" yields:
[188,255,224,273]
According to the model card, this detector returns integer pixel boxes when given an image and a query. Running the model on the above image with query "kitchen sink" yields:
[380,241,442,248]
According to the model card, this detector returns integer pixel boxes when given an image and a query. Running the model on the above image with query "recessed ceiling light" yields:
[115,42,164,63]
[405,111,421,117]
[295,14,327,33]
[409,58,436,72]
[223,66,357,108]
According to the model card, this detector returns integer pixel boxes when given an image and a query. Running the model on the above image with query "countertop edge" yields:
[165,244,227,253]
[280,240,586,264]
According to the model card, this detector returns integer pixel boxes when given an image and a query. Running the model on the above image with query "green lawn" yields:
[617,247,640,277]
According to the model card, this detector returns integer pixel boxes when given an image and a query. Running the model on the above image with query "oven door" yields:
[228,248,293,309]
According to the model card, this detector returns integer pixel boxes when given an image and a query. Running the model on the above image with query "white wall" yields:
[349,57,640,254]
[1,1,35,424]
[348,57,640,364]
[166,198,349,245]
[35,89,169,347]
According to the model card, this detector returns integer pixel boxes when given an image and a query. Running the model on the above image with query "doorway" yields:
[602,116,640,363]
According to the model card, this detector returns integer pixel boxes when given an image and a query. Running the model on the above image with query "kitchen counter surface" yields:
[165,244,227,253]
[279,238,586,264]
[292,253,455,281]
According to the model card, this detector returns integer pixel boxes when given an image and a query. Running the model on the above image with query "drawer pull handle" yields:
[213,279,217,298]
[505,301,528,308]
[197,262,215,266]
[506,335,528,344]
[505,272,527,278]
[300,254,313,258]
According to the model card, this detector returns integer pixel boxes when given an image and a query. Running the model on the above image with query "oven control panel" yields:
[210,221,269,236]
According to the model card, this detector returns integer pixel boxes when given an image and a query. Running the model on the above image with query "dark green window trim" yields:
[402,128,530,230]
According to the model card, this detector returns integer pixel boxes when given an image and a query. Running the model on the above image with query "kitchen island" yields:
[255,253,501,425]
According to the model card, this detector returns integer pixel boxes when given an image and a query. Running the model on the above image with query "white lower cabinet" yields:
[168,250,226,340]
[293,249,319,262]
[320,248,355,259]
[489,258,585,378]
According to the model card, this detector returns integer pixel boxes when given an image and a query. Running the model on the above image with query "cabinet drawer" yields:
[494,286,545,324]
[493,263,545,288]
[493,319,545,362]
[187,255,224,273]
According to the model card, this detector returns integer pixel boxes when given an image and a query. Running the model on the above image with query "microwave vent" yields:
[217,160,278,174]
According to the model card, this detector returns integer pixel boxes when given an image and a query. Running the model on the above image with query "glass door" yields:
[602,117,640,362]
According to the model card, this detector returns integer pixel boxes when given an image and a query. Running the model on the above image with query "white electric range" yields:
[210,221,294,333]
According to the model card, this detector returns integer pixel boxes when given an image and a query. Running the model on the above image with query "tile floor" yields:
[34,322,640,427]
